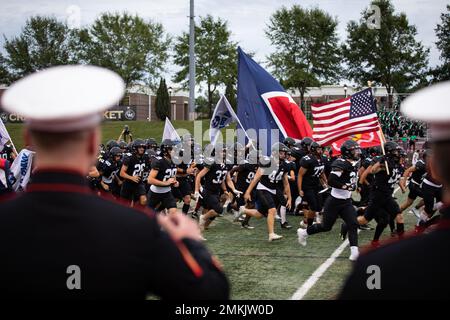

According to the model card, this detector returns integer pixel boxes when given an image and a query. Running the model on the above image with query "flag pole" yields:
[368,80,390,175]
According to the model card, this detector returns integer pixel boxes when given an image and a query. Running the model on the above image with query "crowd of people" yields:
[378,110,426,150]
[1,65,448,300]
[68,128,441,261]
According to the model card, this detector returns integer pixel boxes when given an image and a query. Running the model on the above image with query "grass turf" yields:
[5,120,418,300]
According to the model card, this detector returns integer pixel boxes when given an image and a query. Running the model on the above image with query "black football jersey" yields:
[371,156,402,193]
[151,157,177,182]
[204,161,231,194]
[328,158,359,199]
[299,154,325,189]
[122,154,150,184]
[258,157,288,191]
[96,158,120,184]
[235,161,258,190]
[361,156,375,184]
[285,160,296,175]
[329,158,359,184]
[0,145,14,163]
[410,159,426,184]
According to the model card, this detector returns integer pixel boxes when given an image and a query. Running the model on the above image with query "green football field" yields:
[5,120,418,300]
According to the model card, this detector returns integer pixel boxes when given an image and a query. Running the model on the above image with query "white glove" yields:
[194,191,202,200]
[233,189,243,198]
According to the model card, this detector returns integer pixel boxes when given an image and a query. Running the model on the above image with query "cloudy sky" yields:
[0,0,447,76]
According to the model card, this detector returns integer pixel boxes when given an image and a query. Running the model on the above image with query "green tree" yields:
[0,54,11,84]
[77,13,170,88]
[1,16,77,83]
[155,78,170,120]
[432,5,450,82]
[224,80,237,110]
[342,0,429,105]
[173,15,237,118]
[266,5,342,106]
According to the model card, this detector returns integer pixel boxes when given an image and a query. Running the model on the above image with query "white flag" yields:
[209,94,242,145]
[162,117,181,142]
[10,148,34,191]
[0,118,16,153]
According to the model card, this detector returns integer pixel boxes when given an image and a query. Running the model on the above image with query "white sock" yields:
[350,246,359,254]
[280,206,287,224]
[420,212,429,222]
[433,202,443,211]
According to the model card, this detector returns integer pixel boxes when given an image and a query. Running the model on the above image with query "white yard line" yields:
[290,186,401,300]
[290,237,352,300]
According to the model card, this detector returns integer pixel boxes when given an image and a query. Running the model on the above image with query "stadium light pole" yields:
[189,0,195,120]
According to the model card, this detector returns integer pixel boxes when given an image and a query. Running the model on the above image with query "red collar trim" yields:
[33,167,85,176]
[25,183,155,219]
[26,183,92,194]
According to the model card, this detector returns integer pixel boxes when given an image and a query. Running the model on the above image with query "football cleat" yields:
[358,224,372,231]
[268,233,283,242]
[281,222,292,229]
[241,222,255,229]
[349,246,359,261]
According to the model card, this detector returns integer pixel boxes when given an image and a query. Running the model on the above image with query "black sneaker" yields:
[281,222,292,229]
[358,224,372,231]
[340,222,348,241]
[241,221,255,229]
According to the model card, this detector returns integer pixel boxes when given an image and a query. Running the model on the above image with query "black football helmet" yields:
[310,142,323,157]
[109,147,123,159]
[341,140,361,160]
[132,139,147,153]
[271,142,289,158]
[290,146,303,160]
[283,137,296,149]
[106,140,119,151]
[384,141,400,160]
[160,139,175,156]
[300,137,314,152]
[147,138,158,151]
[118,140,127,150]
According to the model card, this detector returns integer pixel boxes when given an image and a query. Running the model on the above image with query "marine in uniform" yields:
[0,65,229,299]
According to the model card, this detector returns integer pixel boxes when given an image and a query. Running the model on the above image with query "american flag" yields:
[312,88,380,146]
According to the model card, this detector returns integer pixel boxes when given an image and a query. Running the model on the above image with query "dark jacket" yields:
[0,169,229,299]
[340,207,450,300]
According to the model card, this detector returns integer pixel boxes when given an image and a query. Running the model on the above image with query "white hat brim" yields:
[401,81,450,123]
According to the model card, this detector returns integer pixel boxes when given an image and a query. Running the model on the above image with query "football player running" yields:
[243,143,292,242]
[147,139,179,215]
[297,140,361,261]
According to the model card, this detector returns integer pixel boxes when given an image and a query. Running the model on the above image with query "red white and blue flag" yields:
[312,88,380,146]
[236,47,313,153]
